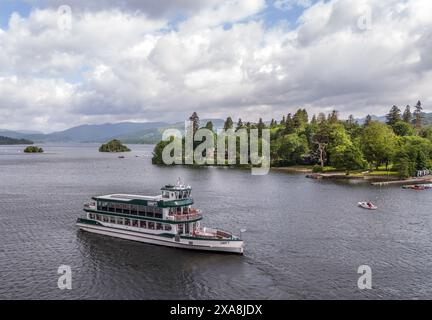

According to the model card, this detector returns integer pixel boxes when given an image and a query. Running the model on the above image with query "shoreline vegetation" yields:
[99,139,131,153]
[24,146,44,153]
[0,136,34,145]
[153,102,432,180]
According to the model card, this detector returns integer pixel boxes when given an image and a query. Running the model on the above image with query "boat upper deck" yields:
[92,182,194,208]
[97,194,163,202]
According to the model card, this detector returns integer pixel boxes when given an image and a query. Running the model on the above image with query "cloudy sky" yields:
[0,0,431,132]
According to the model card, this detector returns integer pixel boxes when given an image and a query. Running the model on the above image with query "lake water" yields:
[0,144,431,299]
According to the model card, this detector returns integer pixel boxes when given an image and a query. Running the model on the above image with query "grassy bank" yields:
[274,164,401,179]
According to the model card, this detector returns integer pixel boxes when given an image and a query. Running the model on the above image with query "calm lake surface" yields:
[0,144,431,299]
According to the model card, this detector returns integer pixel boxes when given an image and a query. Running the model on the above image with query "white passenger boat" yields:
[77,182,244,254]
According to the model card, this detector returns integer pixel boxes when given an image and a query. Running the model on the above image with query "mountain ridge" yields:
[1,113,431,144]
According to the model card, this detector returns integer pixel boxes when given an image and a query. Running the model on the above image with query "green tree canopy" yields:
[392,121,414,136]
[360,121,398,169]
[394,136,432,177]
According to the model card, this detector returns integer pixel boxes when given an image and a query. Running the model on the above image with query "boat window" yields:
[96,214,101,221]
[148,222,155,230]
[103,216,109,222]
[125,219,130,226]
[132,220,138,227]
[100,202,107,211]
[138,205,145,215]
[164,225,172,231]
[116,217,124,225]
[131,205,138,215]
[140,221,147,228]
[109,217,115,223]
[156,223,163,230]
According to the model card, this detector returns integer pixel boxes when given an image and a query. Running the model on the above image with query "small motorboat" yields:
[358,202,378,210]
[403,184,431,190]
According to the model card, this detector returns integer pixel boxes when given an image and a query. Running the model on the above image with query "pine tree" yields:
[328,110,339,124]
[257,118,266,130]
[236,118,244,131]
[414,100,423,129]
[189,112,200,136]
[364,115,372,126]
[301,109,309,124]
[205,121,214,132]
[224,117,234,131]
[293,109,309,128]
[386,105,402,127]
[402,105,412,124]
[317,113,326,124]
[311,114,317,125]
[347,115,356,126]
[285,113,295,134]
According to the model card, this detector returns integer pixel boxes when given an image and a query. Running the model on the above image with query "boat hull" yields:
[77,222,244,254]
[358,202,378,210]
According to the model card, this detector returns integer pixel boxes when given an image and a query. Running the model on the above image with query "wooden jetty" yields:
[371,176,432,186]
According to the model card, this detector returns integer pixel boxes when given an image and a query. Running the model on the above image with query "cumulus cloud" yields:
[1,0,432,132]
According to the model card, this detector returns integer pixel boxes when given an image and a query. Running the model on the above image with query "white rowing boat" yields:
[358,202,378,210]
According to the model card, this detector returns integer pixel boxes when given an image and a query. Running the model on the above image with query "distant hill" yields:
[356,115,386,125]
[422,113,432,125]
[0,130,34,139]
[357,112,432,125]
[116,119,225,144]
[0,122,169,143]
[4,112,429,145]
[0,136,34,145]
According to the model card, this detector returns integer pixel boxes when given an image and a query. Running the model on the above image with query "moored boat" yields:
[402,184,432,190]
[77,181,244,254]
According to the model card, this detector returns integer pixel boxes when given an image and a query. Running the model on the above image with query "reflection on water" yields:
[1,144,432,299]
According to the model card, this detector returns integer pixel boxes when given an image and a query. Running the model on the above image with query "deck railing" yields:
[167,210,202,221]
[193,227,235,240]
[84,202,96,210]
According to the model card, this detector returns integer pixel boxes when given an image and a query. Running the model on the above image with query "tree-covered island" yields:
[24,146,44,153]
[99,139,131,152]
[153,101,432,179]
